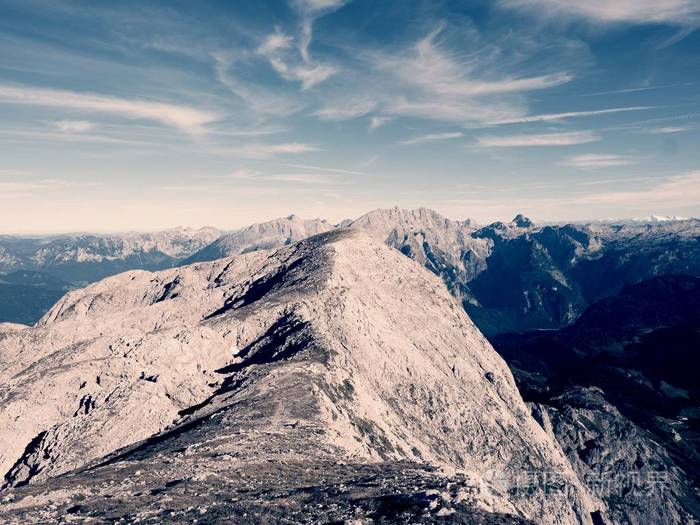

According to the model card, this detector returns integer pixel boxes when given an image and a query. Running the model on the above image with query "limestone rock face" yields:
[0,230,598,523]
[532,387,696,525]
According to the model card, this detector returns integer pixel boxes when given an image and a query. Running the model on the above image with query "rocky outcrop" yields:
[0,230,600,524]
[532,387,698,524]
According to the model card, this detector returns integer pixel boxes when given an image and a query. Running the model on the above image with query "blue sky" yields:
[1,0,700,232]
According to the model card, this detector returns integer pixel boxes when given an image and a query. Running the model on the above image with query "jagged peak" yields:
[362,206,440,215]
[511,214,534,228]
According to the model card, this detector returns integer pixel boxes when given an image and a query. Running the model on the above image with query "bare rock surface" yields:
[0,229,601,523]
[532,387,698,525]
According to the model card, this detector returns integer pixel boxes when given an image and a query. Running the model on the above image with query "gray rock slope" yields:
[0,230,601,523]
[531,387,697,525]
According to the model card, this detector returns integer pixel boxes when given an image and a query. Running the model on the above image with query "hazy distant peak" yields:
[183,214,334,264]
[631,215,689,223]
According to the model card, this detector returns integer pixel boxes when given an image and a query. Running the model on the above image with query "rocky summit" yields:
[0,230,605,524]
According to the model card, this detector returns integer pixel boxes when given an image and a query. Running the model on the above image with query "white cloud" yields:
[258,33,338,90]
[386,97,525,126]
[293,0,346,11]
[646,126,689,134]
[292,0,348,62]
[200,167,340,185]
[207,168,260,180]
[564,154,637,169]
[0,127,165,146]
[368,116,393,132]
[257,29,294,56]
[254,0,345,90]
[487,106,650,126]
[499,0,700,25]
[477,131,600,147]
[582,82,700,97]
[273,162,365,175]
[369,23,572,126]
[380,23,570,97]
[212,52,303,117]
[291,63,338,90]
[399,132,464,146]
[225,142,321,159]
[0,85,219,134]
[53,120,95,133]
[313,98,375,121]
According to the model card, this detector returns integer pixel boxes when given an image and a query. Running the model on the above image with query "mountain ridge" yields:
[0,229,600,523]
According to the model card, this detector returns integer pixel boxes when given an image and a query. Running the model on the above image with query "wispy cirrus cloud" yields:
[223,142,321,159]
[368,116,393,132]
[499,0,700,26]
[254,0,346,90]
[564,154,637,169]
[582,82,700,97]
[272,162,365,175]
[313,98,376,121]
[376,23,571,98]
[399,131,464,146]
[487,106,651,126]
[292,0,348,62]
[367,23,573,126]
[646,126,689,134]
[0,85,219,134]
[200,167,341,185]
[53,120,95,133]
[303,20,578,127]
[257,28,337,90]
[477,131,600,147]
[212,52,303,118]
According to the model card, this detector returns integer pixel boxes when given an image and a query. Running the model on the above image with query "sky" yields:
[1,0,700,233]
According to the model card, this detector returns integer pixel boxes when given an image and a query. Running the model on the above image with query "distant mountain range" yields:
[0,227,220,323]
[0,227,221,283]
[2,209,699,330]
[182,215,333,264]
[182,208,700,336]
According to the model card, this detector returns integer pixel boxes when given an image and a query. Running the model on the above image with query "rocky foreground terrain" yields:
[0,230,610,523]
